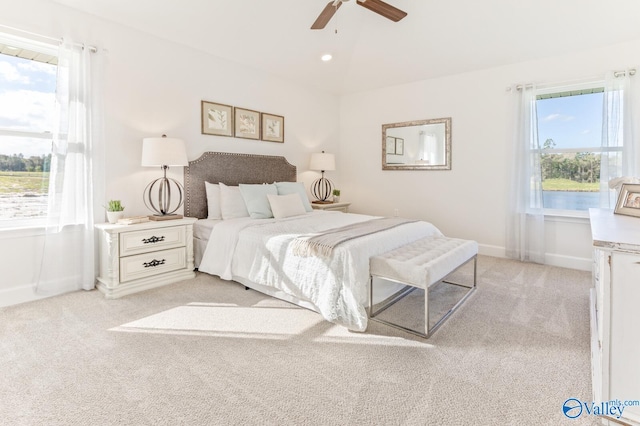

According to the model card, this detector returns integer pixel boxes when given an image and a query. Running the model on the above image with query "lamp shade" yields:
[141,137,188,167]
[309,152,335,171]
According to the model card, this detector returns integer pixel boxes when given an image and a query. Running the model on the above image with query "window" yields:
[535,86,613,212]
[0,39,57,225]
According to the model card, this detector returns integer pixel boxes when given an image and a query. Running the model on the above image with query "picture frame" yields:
[614,183,640,218]
[385,136,396,154]
[201,101,233,137]
[261,113,284,143]
[234,107,261,140]
[395,137,404,155]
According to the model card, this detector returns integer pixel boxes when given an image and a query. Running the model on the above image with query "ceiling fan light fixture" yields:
[321,54,333,62]
[311,0,406,30]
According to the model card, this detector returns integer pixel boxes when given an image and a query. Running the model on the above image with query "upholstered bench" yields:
[369,236,478,338]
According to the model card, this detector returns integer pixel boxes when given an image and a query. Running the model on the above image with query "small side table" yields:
[95,217,197,298]
[311,201,351,213]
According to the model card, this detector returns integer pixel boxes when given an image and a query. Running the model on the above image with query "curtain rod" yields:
[0,23,98,53]
[614,68,636,77]
[508,69,636,91]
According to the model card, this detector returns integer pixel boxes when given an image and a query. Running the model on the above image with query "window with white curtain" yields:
[0,28,103,297]
[0,37,57,226]
[528,74,635,216]
[506,71,636,263]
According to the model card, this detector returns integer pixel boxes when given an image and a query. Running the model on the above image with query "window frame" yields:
[0,34,58,229]
[533,81,613,216]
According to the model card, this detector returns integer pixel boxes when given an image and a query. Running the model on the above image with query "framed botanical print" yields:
[201,101,233,137]
[234,107,261,140]
[261,113,284,143]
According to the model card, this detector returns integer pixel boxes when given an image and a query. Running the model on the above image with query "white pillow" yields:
[205,182,221,219]
[274,181,313,212]
[267,193,307,219]
[219,183,250,219]
[239,183,278,219]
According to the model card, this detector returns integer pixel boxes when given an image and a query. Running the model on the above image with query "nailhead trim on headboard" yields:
[183,152,297,219]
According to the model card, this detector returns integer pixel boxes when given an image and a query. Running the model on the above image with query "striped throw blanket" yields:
[292,217,417,257]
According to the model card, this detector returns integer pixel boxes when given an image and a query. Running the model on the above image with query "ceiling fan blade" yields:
[311,1,342,30]
[356,0,407,22]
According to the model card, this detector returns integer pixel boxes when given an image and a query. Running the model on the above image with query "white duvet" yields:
[198,211,442,331]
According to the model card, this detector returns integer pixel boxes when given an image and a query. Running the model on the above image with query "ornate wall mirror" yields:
[382,117,451,170]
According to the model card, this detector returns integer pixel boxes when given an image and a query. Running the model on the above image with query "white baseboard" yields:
[0,284,51,308]
[478,243,591,272]
[478,244,506,258]
[544,253,592,271]
[0,276,86,308]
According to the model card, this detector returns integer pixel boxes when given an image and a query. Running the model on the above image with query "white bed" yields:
[184,152,443,331]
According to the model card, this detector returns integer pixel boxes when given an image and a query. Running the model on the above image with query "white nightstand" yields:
[95,217,197,298]
[311,201,351,213]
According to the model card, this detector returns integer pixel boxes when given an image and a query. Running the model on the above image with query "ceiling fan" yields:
[311,0,407,30]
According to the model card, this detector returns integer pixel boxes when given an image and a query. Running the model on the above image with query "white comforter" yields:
[198,211,442,331]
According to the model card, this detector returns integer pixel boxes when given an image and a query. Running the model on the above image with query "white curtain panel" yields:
[505,84,546,264]
[600,71,638,207]
[35,39,104,295]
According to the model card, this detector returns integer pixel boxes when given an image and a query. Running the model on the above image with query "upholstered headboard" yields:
[184,151,297,219]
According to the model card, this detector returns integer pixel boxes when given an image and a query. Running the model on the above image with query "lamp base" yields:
[312,200,334,204]
[311,176,334,203]
[144,173,185,216]
[148,214,183,221]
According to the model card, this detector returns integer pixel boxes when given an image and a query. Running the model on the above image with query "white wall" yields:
[339,39,640,270]
[0,0,340,306]
[3,0,640,307]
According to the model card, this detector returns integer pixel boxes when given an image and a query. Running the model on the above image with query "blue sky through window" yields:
[0,53,56,157]
[536,92,603,149]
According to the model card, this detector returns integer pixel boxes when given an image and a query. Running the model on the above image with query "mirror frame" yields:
[382,117,452,170]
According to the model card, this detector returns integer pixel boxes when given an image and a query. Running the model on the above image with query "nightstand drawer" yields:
[120,247,186,283]
[119,226,186,256]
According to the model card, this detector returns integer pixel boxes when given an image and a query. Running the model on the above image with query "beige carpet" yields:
[0,256,599,425]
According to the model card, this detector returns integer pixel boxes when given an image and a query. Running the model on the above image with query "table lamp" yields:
[141,134,188,219]
[310,151,335,203]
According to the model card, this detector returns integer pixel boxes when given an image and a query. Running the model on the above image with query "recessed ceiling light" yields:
[321,54,332,62]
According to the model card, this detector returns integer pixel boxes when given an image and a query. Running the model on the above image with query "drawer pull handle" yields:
[142,236,165,244]
[143,259,166,268]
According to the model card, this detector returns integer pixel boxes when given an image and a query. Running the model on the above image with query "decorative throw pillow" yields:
[274,181,313,212]
[239,183,278,219]
[267,193,307,219]
[219,183,250,219]
[205,181,222,220]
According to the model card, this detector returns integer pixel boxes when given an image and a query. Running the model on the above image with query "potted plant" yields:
[105,200,125,224]
[332,189,341,203]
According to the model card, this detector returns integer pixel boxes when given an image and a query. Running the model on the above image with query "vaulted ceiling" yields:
[52,0,640,94]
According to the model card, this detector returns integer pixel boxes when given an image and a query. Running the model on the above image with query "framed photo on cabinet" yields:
[201,101,233,137]
[234,107,261,140]
[614,183,640,218]
[261,113,284,143]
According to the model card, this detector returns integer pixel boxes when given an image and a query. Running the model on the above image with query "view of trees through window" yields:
[536,90,605,211]
[0,49,57,221]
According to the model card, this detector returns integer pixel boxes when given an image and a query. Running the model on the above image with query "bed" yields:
[184,152,443,331]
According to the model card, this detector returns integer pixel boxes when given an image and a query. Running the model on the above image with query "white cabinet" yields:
[95,217,197,298]
[589,209,640,426]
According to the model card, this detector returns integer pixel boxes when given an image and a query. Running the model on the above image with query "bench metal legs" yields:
[369,255,477,339]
